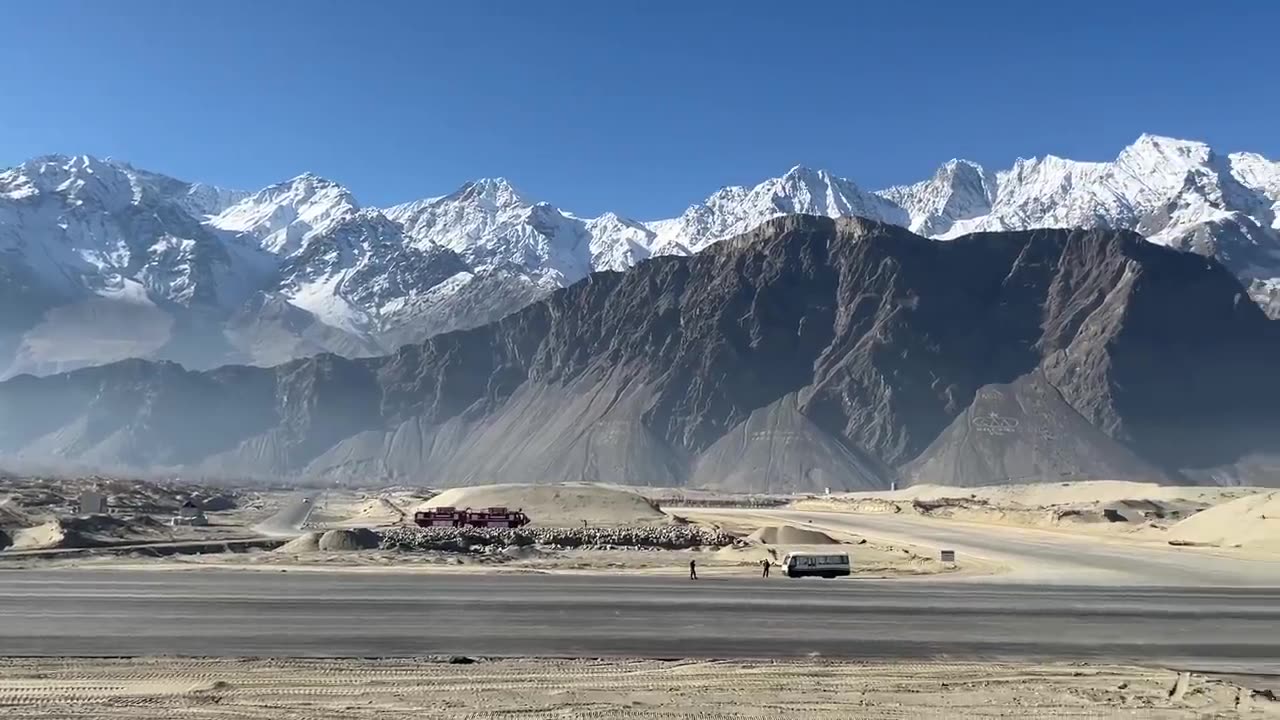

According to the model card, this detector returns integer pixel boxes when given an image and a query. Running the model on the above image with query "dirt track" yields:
[2,657,1275,719]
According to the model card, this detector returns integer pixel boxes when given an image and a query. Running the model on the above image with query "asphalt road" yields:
[695,508,1280,587]
[1,570,1278,673]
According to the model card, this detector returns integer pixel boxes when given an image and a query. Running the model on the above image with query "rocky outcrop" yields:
[1,216,1277,489]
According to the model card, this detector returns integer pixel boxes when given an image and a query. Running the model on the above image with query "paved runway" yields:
[2,570,1278,673]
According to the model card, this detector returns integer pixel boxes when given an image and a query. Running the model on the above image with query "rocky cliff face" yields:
[1,217,1276,490]
[902,373,1169,487]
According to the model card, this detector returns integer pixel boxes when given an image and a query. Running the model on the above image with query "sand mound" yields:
[10,522,65,550]
[8,514,170,551]
[1167,491,1280,552]
[276,532,323,553]
[0,501,31,550]
[422,484,666,527]
[747,525,839,545]
[317,528,381,552]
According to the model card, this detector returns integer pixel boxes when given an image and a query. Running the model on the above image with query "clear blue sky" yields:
[3,0,1276,218]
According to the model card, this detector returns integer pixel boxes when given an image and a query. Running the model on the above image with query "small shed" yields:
[171,500,208,527]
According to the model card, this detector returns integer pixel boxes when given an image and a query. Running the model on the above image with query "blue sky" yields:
[2,0,1276,218]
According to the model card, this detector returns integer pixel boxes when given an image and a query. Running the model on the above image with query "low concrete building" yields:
[79,492,107,515]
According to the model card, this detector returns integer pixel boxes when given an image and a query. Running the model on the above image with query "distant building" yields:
[171,500,208,527]
[79,492,107,515]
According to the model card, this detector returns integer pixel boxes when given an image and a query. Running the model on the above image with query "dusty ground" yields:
[794,480,1280,554]
[8,479,1273,577]
[0,474,290,551]
[2,482,952,579]
[3,530,948,579]
[304,487,435,528]
[1,657,1276,719]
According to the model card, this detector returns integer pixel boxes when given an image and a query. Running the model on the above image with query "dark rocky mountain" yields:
[901,373,1169,487]
[0,216,1277,490]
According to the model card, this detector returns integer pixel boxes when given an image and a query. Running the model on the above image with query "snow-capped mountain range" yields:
[1,134,1277,378]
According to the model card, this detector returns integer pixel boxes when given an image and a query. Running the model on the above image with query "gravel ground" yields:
[380,524,737,552]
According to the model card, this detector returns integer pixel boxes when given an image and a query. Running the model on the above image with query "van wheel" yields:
[822,573,836,579]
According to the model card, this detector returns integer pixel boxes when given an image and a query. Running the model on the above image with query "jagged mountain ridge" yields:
[2,135,1279,379]
[1,217,1276,490]
[0,158,525,377]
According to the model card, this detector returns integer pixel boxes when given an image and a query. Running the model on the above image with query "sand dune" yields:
[9,515,172,551]
[883,481,1259,507]
[0,502,30,550]
[794,480,1271,540]
[746,525,839,545]
[317,528,380,551]
[276,532,323,553]
[1167,491,1280,552]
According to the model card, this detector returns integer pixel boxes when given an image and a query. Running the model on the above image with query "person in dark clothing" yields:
[761,558,771,578]
[689,559,697,580]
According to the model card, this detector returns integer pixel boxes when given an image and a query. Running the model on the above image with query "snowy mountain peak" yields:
[877,136,1280,285]
[780,164,827,180]
[3,134,1279,381]
[0,153,139,211]
[877,159,995,237]
[449,177,529,208]
[279,206,471,335]
[0,154,247,217]
[771,165,875,212]
[585,211,655,272]
[588,210,644,228]
[178,182,250,219]
[383,176,590,286]
[1128,132,1212,158]
[1116,134,1216,192]
[938,158,986,176]
[210,173,359,255]
[1229,152,1280,201]
[282,171,350,191]
[645,165,908,256]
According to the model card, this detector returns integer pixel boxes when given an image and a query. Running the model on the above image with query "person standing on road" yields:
[761,558,771,578]
[689,558,697,580]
